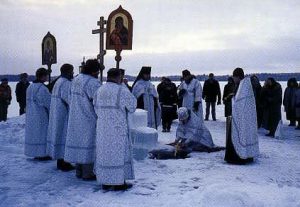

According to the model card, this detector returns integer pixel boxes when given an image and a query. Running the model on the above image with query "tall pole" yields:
[93,16,106,84]
[115,48,122,69]
[47,64,52,83]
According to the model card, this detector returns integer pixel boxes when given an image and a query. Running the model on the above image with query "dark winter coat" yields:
[251,79,263,127]
[294,88,300,119]
[157,81,178,105]
[261,82,282,133]
[0,84,12,104]
[202,78,221,103]
[283,87,297,121]
[223,83,235,117]
[157,80,178,120]
[15,81,30,105]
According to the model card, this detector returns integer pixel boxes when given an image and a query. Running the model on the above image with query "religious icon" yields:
[106,6,133,50]
[42,32,57,65]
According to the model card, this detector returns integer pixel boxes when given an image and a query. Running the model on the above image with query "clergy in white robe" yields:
[132,66,161,129]
[225,68,259,164]
[25,68,51,159]
[64,59,101,180]
[176,107,214,148]
[94,68,137,190]
[178,70,203,119]
[47,64,74,171]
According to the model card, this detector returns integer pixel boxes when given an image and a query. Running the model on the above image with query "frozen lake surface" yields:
[1,80,299,207]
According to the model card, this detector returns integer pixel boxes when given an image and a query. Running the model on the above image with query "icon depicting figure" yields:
[44,40,54,64]
[109,16,128,46]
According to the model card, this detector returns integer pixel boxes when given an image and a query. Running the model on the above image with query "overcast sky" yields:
[0,0,300,76]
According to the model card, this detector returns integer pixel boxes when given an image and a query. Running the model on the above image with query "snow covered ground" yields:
[1,105,300,206]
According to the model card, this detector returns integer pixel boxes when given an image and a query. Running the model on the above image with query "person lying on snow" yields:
[149,107,224,159]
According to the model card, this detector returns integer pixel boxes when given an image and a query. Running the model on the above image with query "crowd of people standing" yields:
[0,62,299,191]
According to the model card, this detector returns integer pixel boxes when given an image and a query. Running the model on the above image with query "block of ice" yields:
[128,109,148,129]
[131,126,158,160]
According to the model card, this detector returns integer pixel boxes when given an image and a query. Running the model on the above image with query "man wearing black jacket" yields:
[202,73,221,121]
[15,73,30,115]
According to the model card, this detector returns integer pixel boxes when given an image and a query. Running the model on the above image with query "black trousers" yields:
[205,102,216,120]
[0,102,8,121]
[19,103,26,115]
[161,105,176,130]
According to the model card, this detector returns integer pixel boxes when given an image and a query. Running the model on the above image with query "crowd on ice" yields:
[0,59,299,191]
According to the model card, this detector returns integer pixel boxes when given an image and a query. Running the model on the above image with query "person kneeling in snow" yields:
[150,107,224,160]
[175,107,222,152]
[25,68,51,161]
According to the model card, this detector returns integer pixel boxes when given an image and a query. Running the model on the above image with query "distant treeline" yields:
[128,73,300,82]
[1,73,300,82]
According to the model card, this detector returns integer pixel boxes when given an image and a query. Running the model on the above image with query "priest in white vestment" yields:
[224,68,259,164]
[64,59,101,180]
[25,68,51,160]
[178,70,203,119]
[132,66,161,129]
[94,68,137,191]
[47,64,74,171]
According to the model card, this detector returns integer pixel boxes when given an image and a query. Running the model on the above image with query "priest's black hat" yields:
[182,69,191,77]
[140,66,151,75]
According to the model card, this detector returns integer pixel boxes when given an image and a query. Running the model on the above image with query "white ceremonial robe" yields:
[231,77,259,159]
[176,110,214,148]
[179,78,203,119]
[94,82,137,185]
[25,82,51,157]
[64,74,101,164]
[47,77,71,159]
[132,80,161,128]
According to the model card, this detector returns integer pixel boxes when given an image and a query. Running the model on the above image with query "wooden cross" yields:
[92,16,107,84]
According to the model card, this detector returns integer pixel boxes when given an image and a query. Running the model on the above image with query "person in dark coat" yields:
[0,78,12,122]
[251,75,263,128]
[283,78,298,126]
[15,73,30,115]
[222,77,235,117]
[202,73,221,121]
[261,78,282,137]
[294,82,300,130]
[157,77,178,132]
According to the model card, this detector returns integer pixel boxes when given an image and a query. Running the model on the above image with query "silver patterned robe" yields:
[25,82,51,157]
[178,78,203,119]
[47,77,71,159]
[231,77,259,159]
[94,82,137,185]
[64,74,101,164]
[132,80,161,128]
[176,110,214,148]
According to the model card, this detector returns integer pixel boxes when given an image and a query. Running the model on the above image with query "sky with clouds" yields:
[0,0,300,76]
